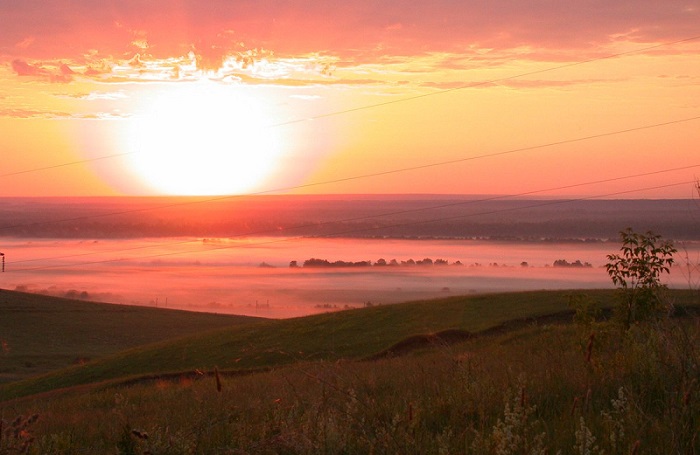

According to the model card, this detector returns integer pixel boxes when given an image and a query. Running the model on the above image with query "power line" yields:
[2,114,699,233]
[2,36,698,272]
[288,115,700,191]
[270,35,700,127]
[0,153,132,178]
[6,178,696,273]
[6,163,700,266]
[2,34,698,180]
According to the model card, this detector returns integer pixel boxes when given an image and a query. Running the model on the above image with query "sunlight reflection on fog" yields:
[2,237,697,318]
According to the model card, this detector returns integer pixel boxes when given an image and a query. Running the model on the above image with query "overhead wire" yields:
[8,178,696,272]
[6,163,700,267]
[1,34,699,272]
[0,153,132,178]
[270,35,700,127]
[7,177,697,273]
[1,33,698,180]
[1,114,699,233]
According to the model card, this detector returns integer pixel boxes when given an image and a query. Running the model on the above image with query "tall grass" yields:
[3,308,698,454]
[3,289,633,401]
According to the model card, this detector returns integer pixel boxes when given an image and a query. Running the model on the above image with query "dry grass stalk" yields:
[571,396,579,416]
[584,388,592,412]
[585,332,595,363]
[215,366,222,393]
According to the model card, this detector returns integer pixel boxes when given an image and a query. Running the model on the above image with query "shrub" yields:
[605,228,676,328]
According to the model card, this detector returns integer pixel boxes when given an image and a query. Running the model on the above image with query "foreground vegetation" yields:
[0,288,698,454]
[0,289,642,401]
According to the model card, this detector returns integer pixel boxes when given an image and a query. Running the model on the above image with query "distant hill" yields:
[0,195,698,240]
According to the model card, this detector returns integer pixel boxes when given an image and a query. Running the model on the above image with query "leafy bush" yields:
[605,228,676,328]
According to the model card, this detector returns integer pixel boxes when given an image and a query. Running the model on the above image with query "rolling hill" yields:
[2,288,698,402]
[0,288,697,453]
[0,289,262,384]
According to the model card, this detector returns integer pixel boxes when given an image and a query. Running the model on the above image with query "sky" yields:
[1,1,699,198]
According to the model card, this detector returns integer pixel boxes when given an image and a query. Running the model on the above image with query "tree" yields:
[605,228,676,328]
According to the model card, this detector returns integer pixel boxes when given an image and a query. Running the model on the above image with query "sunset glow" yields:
[123,81,283,195]
[3,6,700,449]
[1,1,699,197]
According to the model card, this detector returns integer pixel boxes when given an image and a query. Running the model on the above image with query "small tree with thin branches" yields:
[606,228,676,328]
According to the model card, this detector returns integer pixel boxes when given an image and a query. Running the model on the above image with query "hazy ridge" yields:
[0,196,698,240]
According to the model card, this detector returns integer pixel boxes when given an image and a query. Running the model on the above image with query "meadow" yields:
[0,288,698,454]
[0,290,259,384]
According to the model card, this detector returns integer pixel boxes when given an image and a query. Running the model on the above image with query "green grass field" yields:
[0,288,698,454]
[0,288,618,401]
[0,289,262,384]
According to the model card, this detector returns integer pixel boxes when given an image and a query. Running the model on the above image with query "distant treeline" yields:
[290,258,462,268]
[287,258,593,269]
[552,259,593,268]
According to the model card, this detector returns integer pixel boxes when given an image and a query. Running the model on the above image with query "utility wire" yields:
[270,35,700,126]
[2,114,699,232]
[286,115,700,191]
[2,34,698,180]
[2,36,698,270]
[7,163,700,266]
[0,153,131,178]
[7,178,695,273]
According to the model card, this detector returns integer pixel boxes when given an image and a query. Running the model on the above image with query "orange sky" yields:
[1,1,699,197]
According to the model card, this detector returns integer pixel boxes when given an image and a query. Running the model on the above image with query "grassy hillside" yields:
[2,288,697,402]
[0,292,588,399]
[0,291,698,454]
[0,289,263,384]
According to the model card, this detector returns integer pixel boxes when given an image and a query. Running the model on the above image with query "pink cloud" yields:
[1,1,697,69]
[11,59,48,76]
[60,63,74,75]
[15,36,35,49]
[11,59,74,82]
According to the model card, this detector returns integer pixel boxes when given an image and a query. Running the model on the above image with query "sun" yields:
[124,81,283,195]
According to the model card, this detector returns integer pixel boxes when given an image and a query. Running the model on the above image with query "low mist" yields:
[3,236,696,318]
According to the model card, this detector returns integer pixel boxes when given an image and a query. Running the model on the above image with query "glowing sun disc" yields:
[125,82,281,195]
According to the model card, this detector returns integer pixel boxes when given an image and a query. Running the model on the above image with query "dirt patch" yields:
[365,310,576,360]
